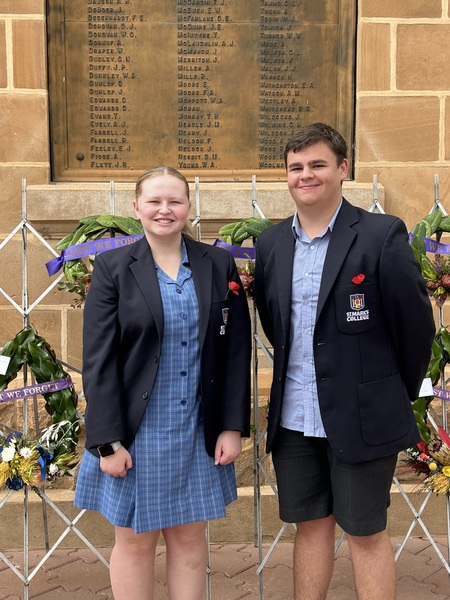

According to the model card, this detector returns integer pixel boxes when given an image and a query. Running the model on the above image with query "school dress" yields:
[74,253,237,533]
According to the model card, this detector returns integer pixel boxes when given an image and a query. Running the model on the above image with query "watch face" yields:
[98,444,115,457]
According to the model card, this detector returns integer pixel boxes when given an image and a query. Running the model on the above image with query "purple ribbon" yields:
[409,234,450,255]
[213,239,255,260]
[46,234,144,276]
[433,387,450,402]
[0,377,73,404]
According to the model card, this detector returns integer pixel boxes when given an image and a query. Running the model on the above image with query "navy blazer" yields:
[82,235,251,457]
[254,199,435,463]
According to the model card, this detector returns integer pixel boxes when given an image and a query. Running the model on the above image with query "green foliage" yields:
[218,217,273,246]
[0,327,79,450]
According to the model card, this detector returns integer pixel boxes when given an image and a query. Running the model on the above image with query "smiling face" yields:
[286,141,348,216]
[133,174,191,242]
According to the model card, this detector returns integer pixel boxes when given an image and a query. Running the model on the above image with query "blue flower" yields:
[5,431,22,445]
[6,477,24,491]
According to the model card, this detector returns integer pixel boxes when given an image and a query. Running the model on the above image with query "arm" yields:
[254,236,275,345]
[219,252,252,436]
[82,254,126,452]
[379,218,435,399]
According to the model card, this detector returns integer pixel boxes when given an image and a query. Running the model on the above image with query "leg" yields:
[109,526,160,600]
[347,529,396,600]
[294,515,336,600]
[162,521,208,600]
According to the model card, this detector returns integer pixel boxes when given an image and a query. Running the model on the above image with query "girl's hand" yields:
[99,446,133,477]
[214,430,242,465]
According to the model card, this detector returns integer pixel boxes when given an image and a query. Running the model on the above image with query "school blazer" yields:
[254,199,435,463]
[82,235,251,457]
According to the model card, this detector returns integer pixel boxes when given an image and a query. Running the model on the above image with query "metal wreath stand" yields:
[0,175,448,599]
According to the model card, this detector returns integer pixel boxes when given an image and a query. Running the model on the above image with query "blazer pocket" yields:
[357,373,410,446]
[334,282,377,334]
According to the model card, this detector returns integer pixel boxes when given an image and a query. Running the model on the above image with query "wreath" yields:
[0,327,80,492]
[56,214,143,307]
[400,212,450,494]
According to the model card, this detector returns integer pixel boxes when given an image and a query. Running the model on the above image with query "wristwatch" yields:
[97,441,122,457]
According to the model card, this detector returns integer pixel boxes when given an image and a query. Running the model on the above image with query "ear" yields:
[339,158,349,180]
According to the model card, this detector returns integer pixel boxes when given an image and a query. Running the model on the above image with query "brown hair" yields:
[135,165,190,200]
[283,122,348,168]
[134,166,195,239]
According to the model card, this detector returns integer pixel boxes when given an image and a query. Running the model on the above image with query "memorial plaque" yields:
[47,1,356,181]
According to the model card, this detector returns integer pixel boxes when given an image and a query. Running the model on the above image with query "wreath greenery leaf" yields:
[0,327,79,452]
[56,214,143,306]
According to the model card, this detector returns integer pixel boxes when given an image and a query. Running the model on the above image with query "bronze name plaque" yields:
[47,1,355,181]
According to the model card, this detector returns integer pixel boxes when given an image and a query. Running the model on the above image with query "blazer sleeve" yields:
[254,233,275,346]
[82,253,126,451]
[220,251,252,436]
[379,218,435,399]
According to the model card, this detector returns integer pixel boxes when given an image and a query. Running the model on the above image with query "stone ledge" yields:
[0,483,444,551]
[25,181,384,224]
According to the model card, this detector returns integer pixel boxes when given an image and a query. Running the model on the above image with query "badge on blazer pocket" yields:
[334,282,378,334]
[212,300,231,337]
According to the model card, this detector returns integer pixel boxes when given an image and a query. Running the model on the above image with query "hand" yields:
[99,446,133,477]
[214,430,242,466]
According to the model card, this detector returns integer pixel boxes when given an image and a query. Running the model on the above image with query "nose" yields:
[300,166,314,179]
[158,202,171,213]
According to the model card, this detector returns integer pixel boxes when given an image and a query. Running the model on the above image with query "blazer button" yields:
[154,355,159,363]
[142,391,148,399]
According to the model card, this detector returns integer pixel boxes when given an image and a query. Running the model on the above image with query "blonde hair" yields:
[135,166,195,239]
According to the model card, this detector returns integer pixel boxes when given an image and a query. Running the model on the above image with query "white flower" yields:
[1,445,16,462]
[19,447,34,459]
[49,463,59,476]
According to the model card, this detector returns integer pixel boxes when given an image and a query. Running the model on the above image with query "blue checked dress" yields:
[74,252,237,533]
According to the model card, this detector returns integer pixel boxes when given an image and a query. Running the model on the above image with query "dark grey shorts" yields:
[271,428,397,536]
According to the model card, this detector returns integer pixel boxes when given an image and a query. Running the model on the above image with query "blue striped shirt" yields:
[280,202,342,438]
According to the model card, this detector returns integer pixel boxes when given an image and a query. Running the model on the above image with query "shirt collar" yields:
[291,198,343,241]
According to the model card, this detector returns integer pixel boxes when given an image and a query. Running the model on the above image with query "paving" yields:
[1,537,450,599]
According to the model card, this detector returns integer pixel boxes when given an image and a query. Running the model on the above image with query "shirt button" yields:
[180,399,187,405]
[180,313,187,319]
[180,371,187,376]
[310,245,315,250]
[181,341,188,347]
[176,288,182,294]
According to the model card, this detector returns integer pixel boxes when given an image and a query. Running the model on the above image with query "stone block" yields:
[357,23,390,91]
[357,97,440,163]
[0,1,44,13]
[446,97,450,161]
[0,95,49,163]
[397,25,450,90]
[12,20,46,89]
[0,20,6,89]
[0,235,70,308]
[360,0,441,18]
[355,166,450,232]
[0,165,50,235]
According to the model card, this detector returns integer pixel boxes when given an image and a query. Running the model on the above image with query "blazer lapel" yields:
[185,237,212,349]
[316,199,358,321]
[129,237,164,339]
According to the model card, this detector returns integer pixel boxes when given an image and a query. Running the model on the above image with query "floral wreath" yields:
[55,214,143,307]
[410,210,450,307]
[0,327,80,493]
[402,211,450,493]
[217,217,273,299]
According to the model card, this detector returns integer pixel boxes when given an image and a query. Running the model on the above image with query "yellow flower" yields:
[429,462,438,471]
[442,466,450,478]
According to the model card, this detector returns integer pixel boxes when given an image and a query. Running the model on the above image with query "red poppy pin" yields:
[352,273,365,285]
[225,281,240,299]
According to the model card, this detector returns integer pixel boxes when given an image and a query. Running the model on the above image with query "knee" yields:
[114,528,160,559]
